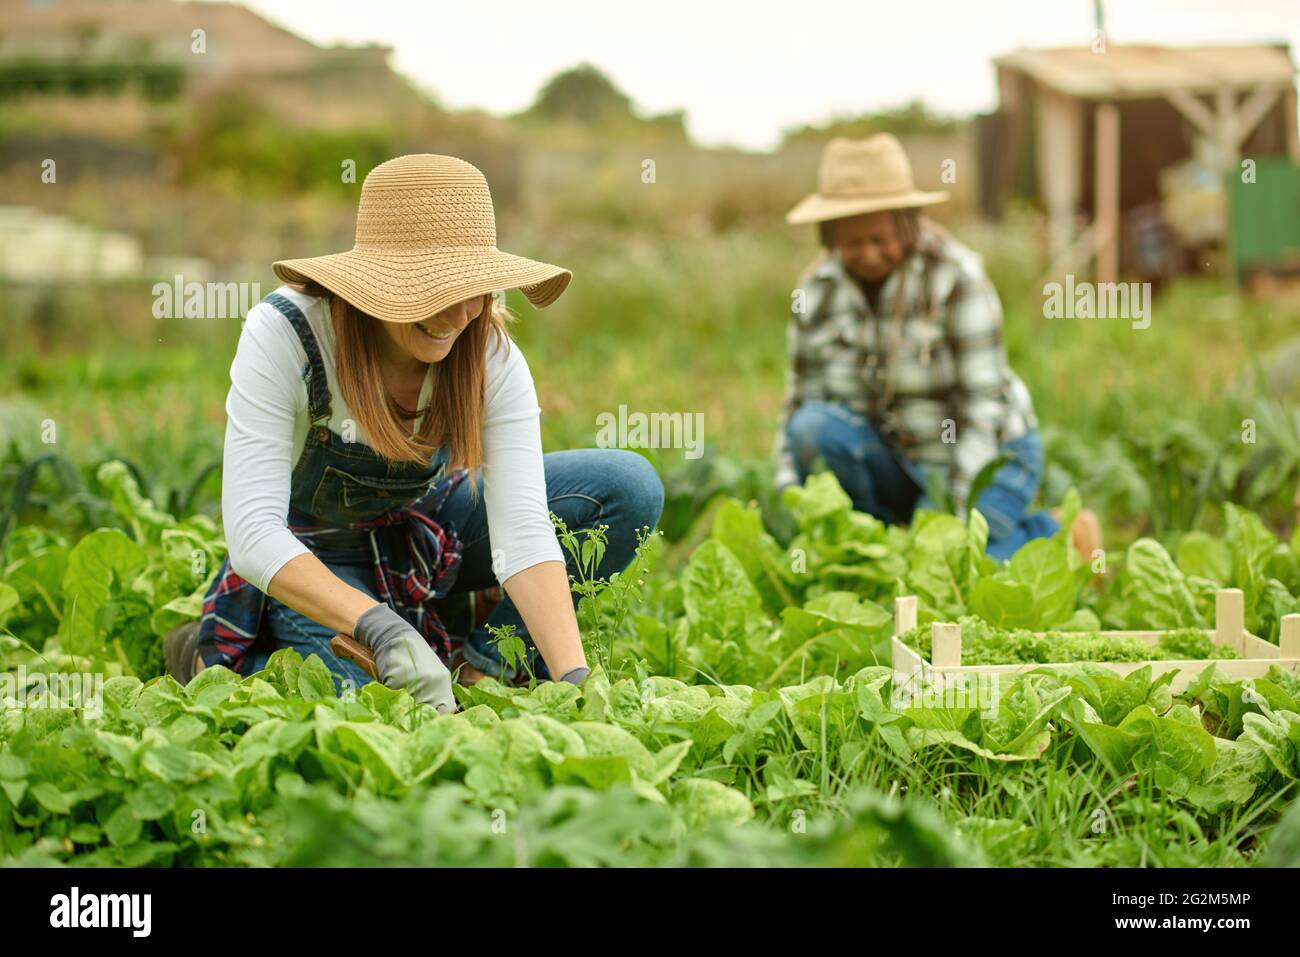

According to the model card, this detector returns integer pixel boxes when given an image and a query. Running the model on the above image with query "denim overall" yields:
[236,292,467,688]
[224,292,668,690]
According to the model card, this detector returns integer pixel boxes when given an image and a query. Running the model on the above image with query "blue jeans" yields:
[249,448,664,687]
[786,400,1058,560]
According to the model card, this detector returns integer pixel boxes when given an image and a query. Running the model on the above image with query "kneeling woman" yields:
[169,154,663,713]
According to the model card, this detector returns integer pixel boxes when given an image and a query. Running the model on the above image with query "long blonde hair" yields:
[292,281,513,475]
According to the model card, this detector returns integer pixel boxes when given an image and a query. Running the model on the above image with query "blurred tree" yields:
[518,62,689,144]
[523,63,633,124]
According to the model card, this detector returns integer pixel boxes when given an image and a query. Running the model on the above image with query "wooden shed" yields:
[979,43,1300,283]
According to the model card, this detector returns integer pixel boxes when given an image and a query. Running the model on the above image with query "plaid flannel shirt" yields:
[198,471,466,673]
[772,221,1036,512]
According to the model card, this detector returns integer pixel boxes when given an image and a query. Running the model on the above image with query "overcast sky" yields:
[225,0,1300,151]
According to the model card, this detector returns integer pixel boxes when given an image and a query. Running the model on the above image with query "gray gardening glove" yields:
[558,666,590,686]
[353,604,456,714]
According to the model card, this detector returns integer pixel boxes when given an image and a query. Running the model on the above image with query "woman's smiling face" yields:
[379,294,486,364]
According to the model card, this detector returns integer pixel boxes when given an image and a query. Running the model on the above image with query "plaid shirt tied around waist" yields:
[199,470,467,674]
[772,221,1037,512]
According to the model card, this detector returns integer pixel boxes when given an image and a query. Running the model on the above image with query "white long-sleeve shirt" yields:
[220,285,561,592]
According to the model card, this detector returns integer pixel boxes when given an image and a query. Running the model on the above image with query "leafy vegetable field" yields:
[4,460,1300,868]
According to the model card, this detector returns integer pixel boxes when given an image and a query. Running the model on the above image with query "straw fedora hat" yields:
[272,154,571,323]
[786,134,948,225]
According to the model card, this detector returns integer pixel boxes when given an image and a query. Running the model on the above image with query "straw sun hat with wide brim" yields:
[786,134,949,226]
[272,154,571,323]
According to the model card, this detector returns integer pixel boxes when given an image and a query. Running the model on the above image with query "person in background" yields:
[774,134,1099,560]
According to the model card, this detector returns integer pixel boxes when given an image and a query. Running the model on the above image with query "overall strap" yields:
[262,291,332,425]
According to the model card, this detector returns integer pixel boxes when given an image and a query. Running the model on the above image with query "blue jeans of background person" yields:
[246,448,664,687]
[786,400,1057,560]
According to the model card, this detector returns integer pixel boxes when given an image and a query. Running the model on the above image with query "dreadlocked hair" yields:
[818,208,923,251]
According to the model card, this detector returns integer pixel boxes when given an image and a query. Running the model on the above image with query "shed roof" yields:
[995,44,1297,100]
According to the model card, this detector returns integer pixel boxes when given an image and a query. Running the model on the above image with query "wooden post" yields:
[1215,588,1245,655]
[1281,615,1300,660]
[1037,86,1084,265]
[1216,86,1240,285]
[931,622,962,668]
[895,595,918,637]
[894,598,925,681]
[1216,87,1239,169]
[1283,86,1300,162]
[1094,101,1121,286]
[892,638,908,677]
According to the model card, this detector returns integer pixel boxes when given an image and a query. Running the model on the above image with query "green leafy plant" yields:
[552,513,657,676]
[484,623,535,685]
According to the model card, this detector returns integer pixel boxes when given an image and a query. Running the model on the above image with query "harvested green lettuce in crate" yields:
[901,618,1240,665]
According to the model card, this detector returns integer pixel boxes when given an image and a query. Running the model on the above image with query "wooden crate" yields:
[890,588,1300,695]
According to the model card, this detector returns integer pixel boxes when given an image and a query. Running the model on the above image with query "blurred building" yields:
[979,43,1300,283]
[0,0,443,143]
[0,0,394,93]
